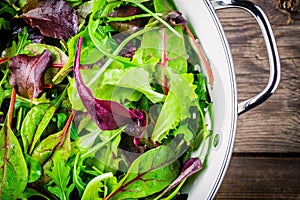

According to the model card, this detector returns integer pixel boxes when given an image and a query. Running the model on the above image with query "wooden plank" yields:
[214,0,300,153]
[215,155,300,199]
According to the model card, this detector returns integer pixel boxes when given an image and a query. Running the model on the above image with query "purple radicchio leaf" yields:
[164,11,187,26]
[181,158,202,173]
[160,158,202,196]
[9,50,52,99]
[21,0,78,40]
[73,37,148,135]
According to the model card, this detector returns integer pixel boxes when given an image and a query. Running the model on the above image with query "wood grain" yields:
[215,155,300,199]
[215,0,300,153]
[213,1,300,199]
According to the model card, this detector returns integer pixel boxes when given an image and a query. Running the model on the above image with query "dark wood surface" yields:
[213,0,300,199]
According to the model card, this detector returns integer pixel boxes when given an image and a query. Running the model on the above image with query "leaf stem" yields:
[73,152,85,191]
[136,3,182,38]
[107,13,162,22]
[161,27,168,95]
[16,106,23,131]
[154,178,187,200]
[8,88,16,127]
[0,68,9,86]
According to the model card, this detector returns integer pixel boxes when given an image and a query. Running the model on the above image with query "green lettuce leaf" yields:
[151,69,198,142]
[100,67,165,103]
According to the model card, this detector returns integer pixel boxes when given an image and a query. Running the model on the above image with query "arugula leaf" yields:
[100,1,123,20]
[53,23,117,82]
[0,18,10,30]
[10,27,31,57]
[0,2,16,16]
[46,155,75,200]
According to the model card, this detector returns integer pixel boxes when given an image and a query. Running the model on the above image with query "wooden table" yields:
[213,1,300,199]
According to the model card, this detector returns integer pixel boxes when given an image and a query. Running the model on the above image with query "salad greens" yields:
[0,0,214,199]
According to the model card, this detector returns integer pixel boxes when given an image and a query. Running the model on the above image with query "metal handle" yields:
[210,0,281,115]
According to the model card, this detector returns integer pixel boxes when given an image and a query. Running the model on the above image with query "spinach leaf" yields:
[21,103,56,154]
[0,119,28,200]
[76,1,93,25]
[25,153,42,183]
[46,155,75,200]
[31,111,73,167]
[105,145,179,199]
